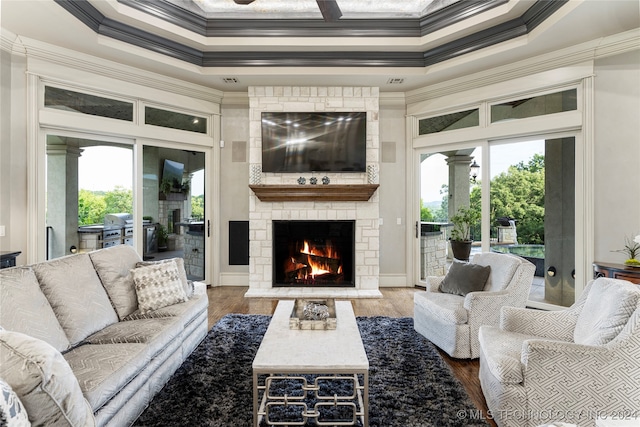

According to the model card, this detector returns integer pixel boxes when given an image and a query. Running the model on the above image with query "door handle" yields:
[415,221,419,238]
[207,220,210,237]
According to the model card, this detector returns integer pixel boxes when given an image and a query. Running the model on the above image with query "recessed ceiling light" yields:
[222,77,239,83]
[386,78,405,84]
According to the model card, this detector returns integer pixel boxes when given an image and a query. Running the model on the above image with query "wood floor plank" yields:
[206,286,496,427]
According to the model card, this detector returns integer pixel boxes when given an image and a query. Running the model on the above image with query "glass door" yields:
[489,137,576,307]
[415,146,482,287]
[142,146,207,281]
[46,134,133,260]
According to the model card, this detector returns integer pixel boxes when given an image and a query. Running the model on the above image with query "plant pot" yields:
[450,240,472,261]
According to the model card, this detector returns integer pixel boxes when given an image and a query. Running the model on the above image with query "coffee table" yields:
[253,300,369,426]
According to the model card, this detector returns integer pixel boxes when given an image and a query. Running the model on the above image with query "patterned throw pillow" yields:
[0,379,30,427]
[135,258,193,298]
[132,260,188,314]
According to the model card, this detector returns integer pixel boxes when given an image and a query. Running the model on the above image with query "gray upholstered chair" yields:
[413,252,535,359]
[478,278,640,427]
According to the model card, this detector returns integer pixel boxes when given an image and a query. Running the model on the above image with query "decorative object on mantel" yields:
[613,234,640,267]
[297,177,306,185]
[249,184,379,202]
[309,176,318,185]
[249,164,262,185]
[367,164,379,184]
[322,176,330,185]
[289,299,337,330]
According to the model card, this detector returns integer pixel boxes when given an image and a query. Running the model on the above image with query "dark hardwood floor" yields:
[206,286,497,427]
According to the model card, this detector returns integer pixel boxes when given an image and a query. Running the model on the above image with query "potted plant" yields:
[156,224,169,252]
[449,206,481,261]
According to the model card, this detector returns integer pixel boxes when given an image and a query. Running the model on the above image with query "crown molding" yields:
[15,36,223,104]
[116,0,506,38]
[55,0,566,69]
[406,28,640,105]
[0,30,25,57]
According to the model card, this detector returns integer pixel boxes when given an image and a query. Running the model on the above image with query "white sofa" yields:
[479,277,640,427]
[0,245,209,426]
[414,252,535,359]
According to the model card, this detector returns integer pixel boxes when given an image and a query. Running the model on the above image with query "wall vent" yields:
[222,77,239,83]
[386,78,404,84]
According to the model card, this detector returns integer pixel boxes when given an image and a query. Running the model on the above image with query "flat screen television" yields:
[261,111,366,173]
[162,159,184,189]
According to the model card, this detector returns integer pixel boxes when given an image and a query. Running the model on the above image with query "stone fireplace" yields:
[273,220,355,288]
[245,86,382,298]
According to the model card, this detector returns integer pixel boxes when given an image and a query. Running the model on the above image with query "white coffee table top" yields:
[252,300,369,372]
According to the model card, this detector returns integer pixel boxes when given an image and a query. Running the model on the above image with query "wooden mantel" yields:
[249,184,379,202]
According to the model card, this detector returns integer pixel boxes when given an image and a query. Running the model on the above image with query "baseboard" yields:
[217,272,249,286]
[379,274,410,287]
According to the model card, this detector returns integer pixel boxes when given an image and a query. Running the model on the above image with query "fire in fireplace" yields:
[273,220,355,287]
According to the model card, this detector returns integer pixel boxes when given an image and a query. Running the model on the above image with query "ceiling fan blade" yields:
[233,0,256,4]
[316,0,342,22]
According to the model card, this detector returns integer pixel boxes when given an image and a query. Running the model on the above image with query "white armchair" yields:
[414,252,535,359]
[478,277,640,427]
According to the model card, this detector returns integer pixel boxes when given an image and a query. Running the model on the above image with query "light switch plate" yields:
[0,225,5,237]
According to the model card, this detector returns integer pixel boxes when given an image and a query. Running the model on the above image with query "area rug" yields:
[133,315,488,427]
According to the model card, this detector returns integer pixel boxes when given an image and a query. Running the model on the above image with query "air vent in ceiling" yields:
[386,78,405,85]
[222,77,239,83]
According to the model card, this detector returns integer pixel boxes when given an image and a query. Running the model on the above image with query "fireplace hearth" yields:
[273,220,355,287]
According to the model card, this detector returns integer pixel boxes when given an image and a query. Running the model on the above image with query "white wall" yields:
[593,50,640,263]
[219,102,251,284]
[0,45,28,260]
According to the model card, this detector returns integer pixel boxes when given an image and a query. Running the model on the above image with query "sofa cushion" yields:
[136,257,193,298]
[89,245,143,320]
[472,252,520,292]
[0,378,30,426]
[439,261,491,296]
[64,343,149,412]
[33,253,119,347]
[0,330,95,427]
[85,317,183,358]
[574,278,640,346]
[132,260,188,314]
[124,292,209,329]
[0,267,70,352]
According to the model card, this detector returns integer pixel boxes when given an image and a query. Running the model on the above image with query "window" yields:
[44,86,133,121]
[418,109,479,135]
[491,89,577,123]
[145,106,207,134]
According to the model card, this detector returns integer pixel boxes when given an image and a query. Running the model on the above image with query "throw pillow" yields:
[439,261,491,297]
[0,330,94,427]
[132,260,188,314]
[574,278,640,346]
[0,379,30,427]
[136,257,193,298]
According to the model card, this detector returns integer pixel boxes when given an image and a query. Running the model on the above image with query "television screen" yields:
[261,112,366,173]
[162,159,184,189]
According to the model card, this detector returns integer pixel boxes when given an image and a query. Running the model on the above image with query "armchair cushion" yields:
[574,279,640,346]
[473,252,520,292]
[478,325,538,384]
[439,261,491,296]
[414,292,468,325]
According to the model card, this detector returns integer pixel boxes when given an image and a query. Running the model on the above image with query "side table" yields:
[0,251,21,269]
[593,261,640,285]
